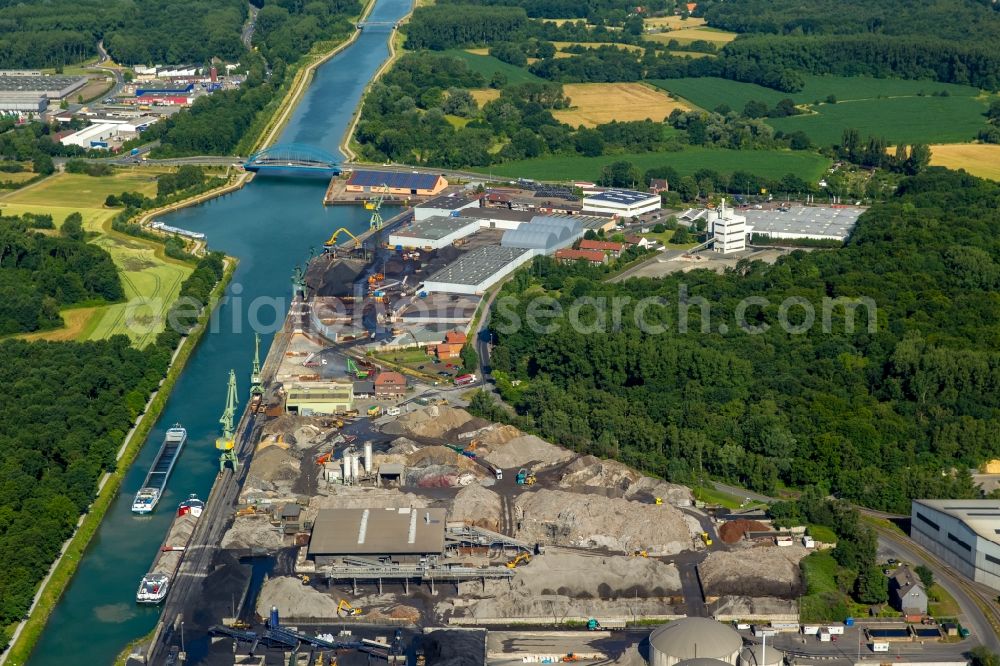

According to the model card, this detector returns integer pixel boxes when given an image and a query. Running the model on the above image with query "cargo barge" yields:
[132,425,187,514]
[135,496,203,604]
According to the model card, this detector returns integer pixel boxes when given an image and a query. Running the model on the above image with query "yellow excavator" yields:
[324,227,359,249]
[631,550,648,558]
[506,552,532,569]
[337,600,363,616]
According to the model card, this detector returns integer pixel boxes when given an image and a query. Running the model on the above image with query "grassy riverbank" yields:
[1,258,236,666]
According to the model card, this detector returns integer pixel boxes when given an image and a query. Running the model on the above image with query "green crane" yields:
[346,357,368,379]
[292,264,305,299]
[216,369,240,472]
[250,333,263,398]
[367,183,388,231]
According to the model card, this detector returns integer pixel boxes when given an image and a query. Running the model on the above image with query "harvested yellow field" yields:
[554,82,691,127]
[464,48,490,56]
[18,307,100,343]
[645,26,736,45]
[469,88,501,106]
[644,15,706,29]
[552,41,646,53]
[929,143,1000,181]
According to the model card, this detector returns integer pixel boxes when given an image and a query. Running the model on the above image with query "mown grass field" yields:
[644,25,736,46]
[644,15,707,29]
[650,75,982,112]
[799,550,848,622]
[2,171,192,346]
[476,146,830,181]
[0,171,39,184]
[469,88,501,106]
[554,82,691,127]
[447,49,542,84]
[929,143,1000,181]
[768,95,991,146]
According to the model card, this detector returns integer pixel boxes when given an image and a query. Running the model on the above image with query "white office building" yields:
[911,499,1000,592]
[710,200,747,254]
[582,189,661,217]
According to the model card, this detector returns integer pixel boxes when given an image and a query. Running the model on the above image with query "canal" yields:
[26,0,412,662]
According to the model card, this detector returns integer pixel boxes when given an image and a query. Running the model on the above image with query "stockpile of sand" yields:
[698,546,808,597]
[448,485,502,531]
[388,437,420,455]
[506,551,681,598]
[382,405,474,438]
[257,576,341,619]
[407,445,483,473]
[221,515,285,550]
[439,594,680,622]
[245,446,301,494]
[469,424,523,449]
[306,486,431,522]
[718,519,770,544]
[513,489,693,555]
[409,465,477,488]
[484,435,573,470]
[556,456,692,506]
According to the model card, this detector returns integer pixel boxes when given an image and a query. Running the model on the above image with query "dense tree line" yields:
[0,0,251,68]
[477,169,997,513]
[0,247,224,648]
[436,0,671,26]
[0,216,122,334]
[252,0,359,64]
[405,5,530,50]
[700,0,1000,42]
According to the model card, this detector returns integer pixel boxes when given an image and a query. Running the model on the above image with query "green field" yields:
[806,523,838,543]
[445,49,543,84]
[2,171,192,347]
[768,95,991,146]
[476,147,830,181]
[650,75,982,112]
[799,551,851,622]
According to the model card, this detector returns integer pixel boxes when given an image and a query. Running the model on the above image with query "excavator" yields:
[316,452,332,465]
[324,227,359,249]
[506,552,531,569]
[631,550,648,558]
[337,600,363,616]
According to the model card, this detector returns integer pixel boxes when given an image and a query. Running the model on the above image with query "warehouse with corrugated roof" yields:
[345,169,448,196]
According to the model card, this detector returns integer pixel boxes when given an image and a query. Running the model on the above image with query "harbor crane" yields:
[292,264,306,299]
[366,184,389,231]
[250,333,263,398]
[216,369,240,472]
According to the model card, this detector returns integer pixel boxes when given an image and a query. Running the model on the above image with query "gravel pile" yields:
[513,489,694,554]
[306,486,431,523]
[244,446,301,495]
[257,576,340,619]
[556,456,692,505]
[698,545,808,598]
[718,519,770,544]
[504,550,681,598]
[221,515,285,550]
[382,406,474,438]
[439,594,680,622]
[484,435,573,470]
[387,437,420,455]
[448,485,502,531]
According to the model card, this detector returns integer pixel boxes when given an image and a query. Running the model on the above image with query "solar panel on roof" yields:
[347,170,440,190]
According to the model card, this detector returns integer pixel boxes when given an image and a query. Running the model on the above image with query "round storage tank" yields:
[648,618,743,666]
[737,644,783,666]
[675,659,735,666]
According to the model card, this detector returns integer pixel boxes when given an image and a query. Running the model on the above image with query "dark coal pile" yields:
[422,630,486,666]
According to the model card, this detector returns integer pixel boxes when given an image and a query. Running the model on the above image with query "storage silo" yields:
[737,644,783,666]
[363,441,373,474]
[648,618,743,666]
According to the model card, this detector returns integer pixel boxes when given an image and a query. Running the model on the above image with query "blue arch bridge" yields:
[243,143,341,175]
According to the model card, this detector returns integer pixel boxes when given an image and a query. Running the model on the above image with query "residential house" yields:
[623,234,654,249]
[553,248,607,265]
[648,178,669,194]
[579,239,625,257]
[374,371,407,399]
[889,566,928,617]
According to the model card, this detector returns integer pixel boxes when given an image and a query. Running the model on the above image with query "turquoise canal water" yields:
[26,1,412,663]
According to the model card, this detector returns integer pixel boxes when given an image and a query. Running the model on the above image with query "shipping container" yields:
[801,625,820,635]
[819,632,831,643]
[827,625,845,635]
[872,643,889,653]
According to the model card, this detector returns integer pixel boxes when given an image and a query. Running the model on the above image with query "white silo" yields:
[648,618,743,666]
[351,454,360,482]
[342,453,353,483]
[363,440,373,474]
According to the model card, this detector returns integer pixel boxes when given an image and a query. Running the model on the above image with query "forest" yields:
[0,249,223,649]
[476,169,1000,513]
[0,0,249,68]
[0,216,122,335]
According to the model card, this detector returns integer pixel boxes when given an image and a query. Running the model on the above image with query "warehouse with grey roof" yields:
[0,73,88,113]
[308,507,447,565]
[744,205,864,242]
